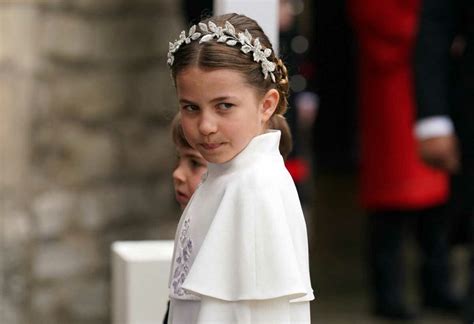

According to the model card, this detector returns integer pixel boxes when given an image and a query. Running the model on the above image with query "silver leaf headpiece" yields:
[167,20,277,83]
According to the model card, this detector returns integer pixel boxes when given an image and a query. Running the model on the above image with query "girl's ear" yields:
[260,89,279,122]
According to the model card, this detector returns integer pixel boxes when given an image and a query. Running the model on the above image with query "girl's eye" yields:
[217,103,234,111]
[182,105,199,112]
[174,154,181,167]
[190,159,206,169]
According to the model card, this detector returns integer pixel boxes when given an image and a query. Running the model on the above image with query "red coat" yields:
[348,0,448,210]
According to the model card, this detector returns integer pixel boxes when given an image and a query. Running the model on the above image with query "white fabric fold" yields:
[182,171,311,301]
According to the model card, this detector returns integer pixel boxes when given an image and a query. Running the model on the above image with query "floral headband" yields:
[167,20,277,83]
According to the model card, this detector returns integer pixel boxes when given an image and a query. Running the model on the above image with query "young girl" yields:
[167,13,314,323]
[167,113,296,323]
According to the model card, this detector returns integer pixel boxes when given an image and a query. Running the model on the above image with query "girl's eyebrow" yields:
[179,96,237,105]
[179,98,196,105]
[209,96,236,103]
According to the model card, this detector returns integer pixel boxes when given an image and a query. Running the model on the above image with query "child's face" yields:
[176,67,277,164]
[173,146,208,209]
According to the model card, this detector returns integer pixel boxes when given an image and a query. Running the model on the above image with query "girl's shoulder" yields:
[179,153,313,302]
[181,170,311,302]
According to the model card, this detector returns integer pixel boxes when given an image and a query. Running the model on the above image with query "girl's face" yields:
[176,67,278,164]
[173,146,208,209]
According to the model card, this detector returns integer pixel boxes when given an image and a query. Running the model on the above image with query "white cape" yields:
[168,131,314,323]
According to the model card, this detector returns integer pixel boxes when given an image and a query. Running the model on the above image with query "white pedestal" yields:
[214,0,279,54]
[112,240,174,324]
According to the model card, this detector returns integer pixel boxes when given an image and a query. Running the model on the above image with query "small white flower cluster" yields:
[167,20,277,82]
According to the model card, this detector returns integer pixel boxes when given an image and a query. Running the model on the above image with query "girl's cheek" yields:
[190,172,204,192]
[180,119,193,136]
[190,180,199,194]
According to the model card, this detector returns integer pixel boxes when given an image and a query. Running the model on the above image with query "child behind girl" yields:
[171,114,209,210]
[166,13,314,323]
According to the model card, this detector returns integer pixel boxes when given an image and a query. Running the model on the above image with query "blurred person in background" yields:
[310,0,358,175]
[349,0,460,319]
[308,0,360,302]
[278,0,318,200]
[414,0,474,322]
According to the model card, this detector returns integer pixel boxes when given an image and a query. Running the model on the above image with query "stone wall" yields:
[0,1,184,323]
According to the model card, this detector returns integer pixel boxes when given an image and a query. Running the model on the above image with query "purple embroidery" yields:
[172,218,193,296]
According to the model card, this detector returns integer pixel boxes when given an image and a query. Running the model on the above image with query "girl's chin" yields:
[201,152,237,164]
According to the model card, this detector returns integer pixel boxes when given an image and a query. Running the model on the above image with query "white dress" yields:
[168,130,314,324]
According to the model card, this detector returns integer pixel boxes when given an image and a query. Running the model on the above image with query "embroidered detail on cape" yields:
[172,218,193,296]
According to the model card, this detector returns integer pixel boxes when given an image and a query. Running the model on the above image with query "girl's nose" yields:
[198,113,217,136]
[172,165,185,183]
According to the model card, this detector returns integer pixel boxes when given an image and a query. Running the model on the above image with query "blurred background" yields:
[0,0,471,323]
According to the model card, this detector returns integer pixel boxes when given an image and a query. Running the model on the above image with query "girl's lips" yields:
[175,191,189,205]
[201,143,222,150]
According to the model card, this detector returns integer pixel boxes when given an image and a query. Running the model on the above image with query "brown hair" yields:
[169,13,292,155]
[171,113,292,160]
[268,114,292,160]
[171,114,192,150]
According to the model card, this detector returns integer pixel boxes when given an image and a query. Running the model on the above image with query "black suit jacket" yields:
[414,0,474,190]
[416,5,473,320]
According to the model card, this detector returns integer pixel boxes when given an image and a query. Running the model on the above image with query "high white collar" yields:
[207,130,281,177]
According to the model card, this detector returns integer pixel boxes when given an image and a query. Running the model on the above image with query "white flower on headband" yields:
[167,20,277,83]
